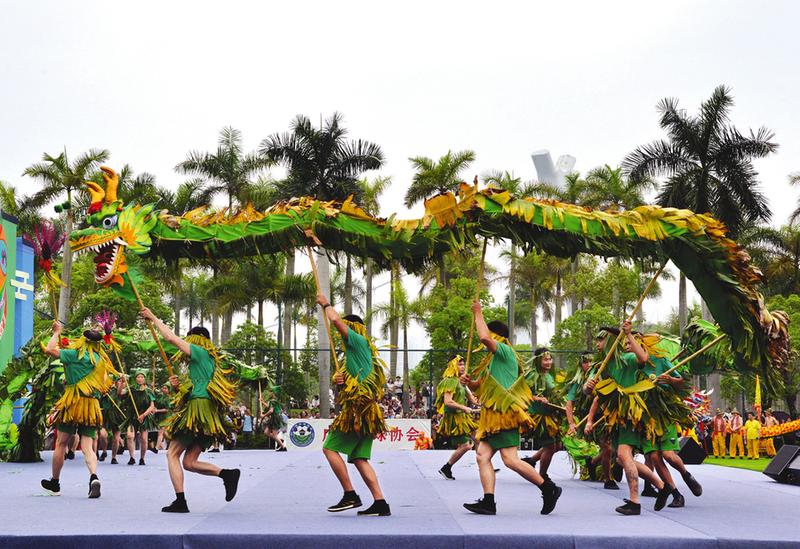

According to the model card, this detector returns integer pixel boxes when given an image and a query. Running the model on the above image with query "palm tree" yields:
[623,85,777,330]
[369,272,420,414]
[404,150,475,208]
[357,175,392,337]
[787,172,800,224]
[485,170,524,342]
[514,251,556,349]
[176,126,272,210]
[261,112,384,418]
[582,164,656,211]
[0,181,43,237]
[740,225,800,296]
[524,172,589,318]
[24,148,110,324]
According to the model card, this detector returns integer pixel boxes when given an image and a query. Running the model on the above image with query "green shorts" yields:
[612,425,641,450]
[323,429,373,462]
[448,435,471,446]
[173,430,215,451]
[483,429,520,450]
[642,424,680,454]
[57,423,97,439]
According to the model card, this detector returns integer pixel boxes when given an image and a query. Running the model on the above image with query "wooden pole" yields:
[128,275,174,376]
[465,239,489,374]
[112,346,140,417]
[591,263,666,380]
[307,246,342,374]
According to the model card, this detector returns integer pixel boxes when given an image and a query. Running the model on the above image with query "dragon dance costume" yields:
[323,320,387,462]
[165,335,237,450]
[53,336,119,438]
[524,352,564,447]
[435,356,478,446]
[472,335,533,450]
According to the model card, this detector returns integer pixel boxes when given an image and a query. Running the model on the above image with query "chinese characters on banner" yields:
[286,419,432,451]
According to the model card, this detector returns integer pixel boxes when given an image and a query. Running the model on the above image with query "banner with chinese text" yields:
[286,418,432,451]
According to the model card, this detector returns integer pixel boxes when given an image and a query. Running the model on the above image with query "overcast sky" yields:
[2,1,798,358]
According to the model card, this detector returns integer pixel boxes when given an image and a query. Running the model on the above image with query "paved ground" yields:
[1,448,797,548]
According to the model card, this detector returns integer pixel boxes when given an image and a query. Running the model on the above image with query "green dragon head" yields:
[70,167,158,288]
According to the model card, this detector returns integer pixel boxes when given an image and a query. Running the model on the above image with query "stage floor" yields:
[1,448,797,548]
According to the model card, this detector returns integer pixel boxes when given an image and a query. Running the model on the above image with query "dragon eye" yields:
[102,215,118,229]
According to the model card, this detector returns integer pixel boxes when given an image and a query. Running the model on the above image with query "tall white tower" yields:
[531,150,576,190]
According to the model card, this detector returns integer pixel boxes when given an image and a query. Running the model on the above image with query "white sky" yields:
[2,1,798,360]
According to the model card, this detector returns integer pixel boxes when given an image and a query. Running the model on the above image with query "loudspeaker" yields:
[678,437,706,465]
[763,444,800,485]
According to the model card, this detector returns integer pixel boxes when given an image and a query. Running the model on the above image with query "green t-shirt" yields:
[188,344,215,400]
[443,383,468,416]
[344,328,373,382]
[132,386,155,410]
[607,352,641,388]
[59,349,98,386]
[640,356,682,385]
[566,367,595,402]
[270,399,283,415]
[528,370,556,414]
[489,342,519,390]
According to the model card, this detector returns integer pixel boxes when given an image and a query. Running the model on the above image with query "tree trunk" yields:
[530,288,538,350]
[221,309,233,344]
[173,282,182,335]
[570,256,579,316]
[554,271,563,368]
[678,273,688,335]
[508,244,516,344]
[57,206,73,324]
[246,303,252,323]
[212,314,219,346]
[344,254,353,316]
[701,298,713,322]
[402,325,410,415]
[258,300,264,327]
[316,251,332,418]
[365,259,373,338]
[283,251,294,348]
[389,264,399,379]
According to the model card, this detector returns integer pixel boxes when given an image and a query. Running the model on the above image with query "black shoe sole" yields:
[683,475,703,497]
[162,507,190,513]
[541,485,562,515]
[88,479,101,499]
[615,507,641,515]
[438,469,455,480]
[463,504,496,515]
[603,483,620,490]
[357,511,391,516]
[327,501,362,512]
[668,500,685,508]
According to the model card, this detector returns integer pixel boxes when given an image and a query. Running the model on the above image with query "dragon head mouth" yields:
[71,231,129,286]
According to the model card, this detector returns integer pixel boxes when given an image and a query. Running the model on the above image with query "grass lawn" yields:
[703,456,772,472]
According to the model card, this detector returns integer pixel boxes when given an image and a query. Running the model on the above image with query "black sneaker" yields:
[149,447,158,454]
[668,492,685,508]
[162,498,190,513]
[439,465,455,480]
[463,497,496,515]
[612,463,623,482]
[209,448,220,453]
[41,478,61,496]
[585,458,597,481]
[66,450,75,460]
[615,499,641,515]
[110,458,118,464]
[221,468,241,502]
[521,456,539,468]
[603,480,619,490]
[276,446,287,452]
[540,482,562,515]
[327,492,362,512]
[357,499,391,516]
[127,457,136,465]
[88,477,101,499]
[641,482,659,498]
[682,471,703,497]
[139,458,146,466]
[654,485,672,511]
[99,451,107,462]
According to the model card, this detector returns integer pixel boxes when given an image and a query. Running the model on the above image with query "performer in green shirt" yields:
[523,347,563,479]
[140,308,240,513]
[461,301,561,516]
[41,321,118,498]
[436,354,479,480]
[99,376,127,464]
[317,292,391,517]
[124,371,157,466]
[260,385,288,451]
[585,322,671,515]
[154,384,173,451]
